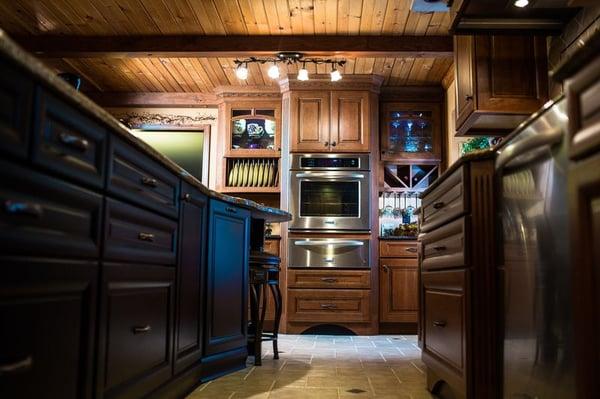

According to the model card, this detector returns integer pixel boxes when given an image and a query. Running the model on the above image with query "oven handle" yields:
[295,173,365,179]
[294,240,365,248]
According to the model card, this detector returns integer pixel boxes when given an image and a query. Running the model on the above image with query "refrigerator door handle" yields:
[496,127,563,170]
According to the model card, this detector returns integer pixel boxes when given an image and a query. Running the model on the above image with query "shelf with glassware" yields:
[226,105,281,157]
[380,102,442,162]
[378,163,439,239]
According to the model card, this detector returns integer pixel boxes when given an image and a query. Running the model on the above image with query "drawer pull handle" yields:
[0,355,33,375]
[132,325,152,334]
[321,277,338,283]
[138,232,155,242]
[406,247,418,253]
[433,320,447,328]
[141,176,158,187]
[320,303,337,309]
[433,202,445,209]
[4,200,43,218]
[225,206,238,214]
[59,132,89,152]
[433,245,447,251]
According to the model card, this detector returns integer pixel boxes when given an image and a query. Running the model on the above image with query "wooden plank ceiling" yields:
[0,0,454,92]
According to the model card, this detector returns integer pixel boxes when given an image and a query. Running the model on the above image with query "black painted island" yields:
[0,30,291,399]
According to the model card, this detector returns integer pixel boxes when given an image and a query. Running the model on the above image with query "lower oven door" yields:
[289,171,370,231]
[288,238,370,269]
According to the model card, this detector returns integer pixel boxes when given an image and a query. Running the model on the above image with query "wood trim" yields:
[21,35,454,58]
[87,92,219,107]
[379,86,445,102]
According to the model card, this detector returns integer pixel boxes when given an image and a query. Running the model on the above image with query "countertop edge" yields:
[0,30,291,222]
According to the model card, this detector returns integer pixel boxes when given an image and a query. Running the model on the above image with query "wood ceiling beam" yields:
[87,92,220,107]
[18,35,454,59]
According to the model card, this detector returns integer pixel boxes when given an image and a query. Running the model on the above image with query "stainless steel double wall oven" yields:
[288,154,371,269]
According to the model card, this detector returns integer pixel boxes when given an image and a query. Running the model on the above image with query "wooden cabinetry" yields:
[419,156,497,398]
[0,60,32,160]
[204,199,250,356]
[453,35,548,136]
[174,182,207,374]
[284,76,382,153]
[381,102,442,161]
[566,52,600,399]
[379,240,419,324]
[0,259,98,399]
[96,264,175,399]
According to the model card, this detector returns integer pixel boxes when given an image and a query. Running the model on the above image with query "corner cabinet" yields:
[381,102,442,161]
[290,90,371,153]
[453,34,548,136]
[204,199,250,356]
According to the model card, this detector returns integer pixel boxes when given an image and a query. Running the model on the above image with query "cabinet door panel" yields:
[204,200,250,356]
[454,35,475,129]
[331,91,370,152]
[380,258,418,323]
[33,89,107,189]
[174,183,207,373]
[97,264,174,399]
[0,60,33,159]
[290,91,330,152]
[0,259,97,399]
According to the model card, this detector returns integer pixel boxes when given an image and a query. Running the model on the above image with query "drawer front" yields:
[104,198,178,265]
[0,259,97,399]
[108,137,179,219]
[420,217,467,270]
[99,264,174,399]
[0,60,33,159]
[567,54,600,159]
[287,289,371,323]
[33,89,107,189]
[264,238,280,256]
[422,269,467,374]
[421,166,467,232]
[288,269,370,289]
[0,161,102,258]
[380,240,418,258]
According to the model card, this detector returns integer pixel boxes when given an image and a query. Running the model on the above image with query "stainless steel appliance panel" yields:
[288,238,370,269]
[496,98,575,399]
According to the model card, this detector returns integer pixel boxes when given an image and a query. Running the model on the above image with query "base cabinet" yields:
[204,199,250,357]
[0,259,98,399]
[96,264,175,399]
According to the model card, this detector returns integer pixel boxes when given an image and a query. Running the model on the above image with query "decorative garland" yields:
[118,111,216,129]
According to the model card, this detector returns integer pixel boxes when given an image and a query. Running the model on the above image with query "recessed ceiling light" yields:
[514,0,529,8]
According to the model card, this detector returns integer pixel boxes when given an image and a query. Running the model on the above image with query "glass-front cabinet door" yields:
[227,106,280,156]
[381,102,441,161]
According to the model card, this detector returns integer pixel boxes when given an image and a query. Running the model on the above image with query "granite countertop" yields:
[0,30,291,223]
[378,236,418,241]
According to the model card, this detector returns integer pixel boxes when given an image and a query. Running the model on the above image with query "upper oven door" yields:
[289,170,370,231]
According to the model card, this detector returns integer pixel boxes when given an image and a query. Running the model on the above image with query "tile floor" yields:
[187,335,434,399]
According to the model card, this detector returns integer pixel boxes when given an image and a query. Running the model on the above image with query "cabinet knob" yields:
[132,325,152,334]
[225,206,238,214]
[182,193,191,202]
[324,141,329,147]
[433,201,445,209]
[465,94,473,101]
[433,320,447,328]
[331,141,337,147]
[0,355,33,375]
[383,265,389,273]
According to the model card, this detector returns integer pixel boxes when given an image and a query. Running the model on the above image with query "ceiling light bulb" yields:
[298,63,309,81]
[330,68,342,82]
[514,0,529,7]
[267,63,280,79]
[235,64,248,80]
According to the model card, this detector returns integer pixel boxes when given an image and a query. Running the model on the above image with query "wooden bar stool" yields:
[248,251,282,366]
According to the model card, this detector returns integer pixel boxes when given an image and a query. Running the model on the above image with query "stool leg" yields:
[253,283,263,366]
[270,282,283,360]
[249,283,259,355]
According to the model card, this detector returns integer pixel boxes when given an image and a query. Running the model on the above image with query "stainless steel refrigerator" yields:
[495,97,576,399]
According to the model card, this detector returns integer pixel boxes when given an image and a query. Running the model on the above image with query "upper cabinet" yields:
[381,102,442,162]
[224,102,281,157]
[454,34,549,136]
[290,90,371,153]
